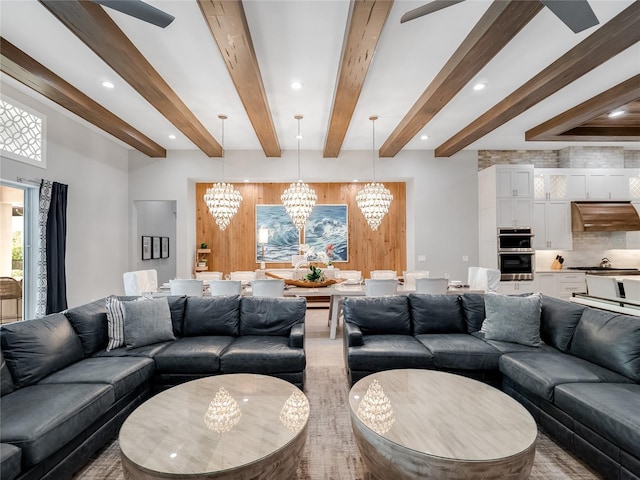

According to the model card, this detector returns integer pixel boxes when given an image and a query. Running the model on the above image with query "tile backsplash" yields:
[536,232,640,270]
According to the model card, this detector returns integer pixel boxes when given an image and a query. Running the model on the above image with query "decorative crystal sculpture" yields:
[203,387,242,433]
[356,379,395,435]
[279,390,310,432]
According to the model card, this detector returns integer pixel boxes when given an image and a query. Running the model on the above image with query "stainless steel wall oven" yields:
[497,228,534,281]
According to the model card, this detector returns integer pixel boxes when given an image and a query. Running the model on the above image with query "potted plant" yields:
[200,242,208,249]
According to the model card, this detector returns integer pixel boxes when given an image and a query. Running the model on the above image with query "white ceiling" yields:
[1,0,638,155]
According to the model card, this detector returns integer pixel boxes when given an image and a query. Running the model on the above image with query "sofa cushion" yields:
[154,336,234,373]
[460,293,485,333]
[483,293,542,347]
[220,336,306,374]
[0,383,114,467]
[473,332,556,354]
[122,297,176,349]
[554,383,640,457]
[37,357,154,400]
[347,335,433,371]
[64,299,109,356]
[0,314,84,388]
[0,443,21,480]
[105,295,127,350]
[343,296,411,335]
[540,295,584,352]
[499,351,633,402]
[93,341,173,358]
[0,350,15,397]
[166,295,187,336]
[416,333,501,370]
[239,297,306,336]
[409,294,466,334]
[569,308,640,382]
[183,296,240,337]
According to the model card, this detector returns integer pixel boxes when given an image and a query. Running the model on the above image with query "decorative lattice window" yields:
[630,176,640,199]
[0,98,47,168]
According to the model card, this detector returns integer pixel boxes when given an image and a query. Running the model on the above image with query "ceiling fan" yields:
[400,0,599,33]
[91,0,175,28]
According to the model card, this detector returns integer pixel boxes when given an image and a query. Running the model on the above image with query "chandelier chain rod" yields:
[221,115,225,180]
[297,117,301,181]
[372,117,376,182]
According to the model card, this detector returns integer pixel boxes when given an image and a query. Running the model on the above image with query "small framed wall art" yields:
[152,236,161,259]
[141,236,152,260]
[161,237,170,258]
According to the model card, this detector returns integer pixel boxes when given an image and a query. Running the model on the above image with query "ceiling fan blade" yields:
[92,0,175,28]
[400,0,466,24]
[540,0,598,33]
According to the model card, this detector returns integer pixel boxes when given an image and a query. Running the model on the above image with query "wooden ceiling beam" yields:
[323,0,393,158]
[435,2,640,157]
[379,0,543,158]
[525,74,640,141]
[0,37,166,158]
[198,0,281,157]
[39,0,222,157]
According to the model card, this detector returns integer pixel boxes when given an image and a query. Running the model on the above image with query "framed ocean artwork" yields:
[256,205,300,262]
[304,204,348,262]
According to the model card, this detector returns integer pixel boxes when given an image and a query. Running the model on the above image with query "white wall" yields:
[1,82,130,310]
[128,148,480,283]
[134,200,177,284]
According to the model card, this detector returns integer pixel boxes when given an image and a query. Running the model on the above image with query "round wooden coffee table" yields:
[349,369,537,479]
[119,374,309,480]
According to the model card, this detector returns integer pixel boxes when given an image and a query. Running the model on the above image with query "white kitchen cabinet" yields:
[534,170,569,200]
[497,167,533,198]
[533,201,572,250]
[568,170,629,200]
[534,272,586,299]
[499,281,535,295]
[498,197,533,227]
[478,165,535,268]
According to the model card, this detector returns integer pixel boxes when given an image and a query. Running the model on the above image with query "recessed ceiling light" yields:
[608,109,625,118]
[168,134,176,140]
[290,81,303,90]
[296,134,303,140]
[420,135,429,140]
[101,81,115,89]
[473,83,486,91]
[353,179,359,183]
[244,179,250,183]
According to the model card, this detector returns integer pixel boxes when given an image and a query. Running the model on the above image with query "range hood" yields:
[571,201,640,232]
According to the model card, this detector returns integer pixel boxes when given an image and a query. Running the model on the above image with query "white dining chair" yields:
[365,279,398,296]
[403,270,429,289]
[209,280,242,296]
[415,277,448,295]
[622,278,640,301]
[123,269,158,295]
[229,271,256,284]
[586,275,621,300]
[371,270,398,280]
[195,271,223,281]
[251,279,285,297]
[169,279,204,296]
[339,270,362,284]
[468,267,501,293]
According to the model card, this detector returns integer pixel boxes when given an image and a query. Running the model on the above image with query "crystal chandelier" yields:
[356,116,393,231]
[356,379,396,435]
[203,387,242,433]
[281,115,317,231]
[203,115,243,231]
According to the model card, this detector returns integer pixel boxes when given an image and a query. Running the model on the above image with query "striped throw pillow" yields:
[105,296,126,351]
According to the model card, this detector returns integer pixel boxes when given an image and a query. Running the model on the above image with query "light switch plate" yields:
[418,255,427,262]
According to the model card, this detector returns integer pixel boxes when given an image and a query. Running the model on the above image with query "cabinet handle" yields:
[609,192,612,199]
[586,192,589,199]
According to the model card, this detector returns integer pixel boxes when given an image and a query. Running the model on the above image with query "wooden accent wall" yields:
[195,182,406,278]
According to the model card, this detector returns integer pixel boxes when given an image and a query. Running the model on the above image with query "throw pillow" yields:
[105,296,126,351]
[483,293,542,347]
[122,297,175,348]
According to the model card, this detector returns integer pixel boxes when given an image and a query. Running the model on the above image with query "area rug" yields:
[74,366,602,479]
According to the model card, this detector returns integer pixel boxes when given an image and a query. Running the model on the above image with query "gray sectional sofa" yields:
[0,294,306,480]
[343,293,640,480]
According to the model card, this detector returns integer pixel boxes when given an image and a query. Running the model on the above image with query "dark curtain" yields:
[46,182,68,314]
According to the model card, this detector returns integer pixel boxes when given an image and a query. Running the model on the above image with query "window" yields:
[0,98,47,168]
